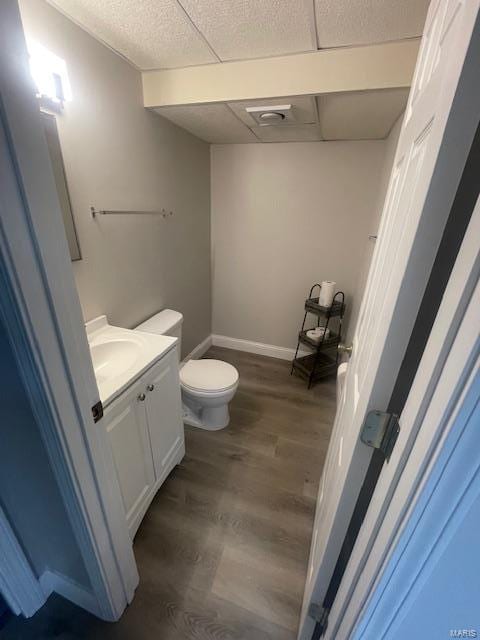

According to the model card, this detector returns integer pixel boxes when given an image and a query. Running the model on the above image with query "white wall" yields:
[19,0,211,358]
[211,141,386,350]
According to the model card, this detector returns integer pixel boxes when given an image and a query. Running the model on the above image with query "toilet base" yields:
[182,399,230,430]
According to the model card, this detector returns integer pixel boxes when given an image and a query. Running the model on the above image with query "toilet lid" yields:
[180,359,239,393]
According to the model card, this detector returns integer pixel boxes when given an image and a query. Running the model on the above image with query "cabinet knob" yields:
[147,384,155,392]
[137,393,146,402]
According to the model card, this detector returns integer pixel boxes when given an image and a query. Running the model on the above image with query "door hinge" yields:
[92,400,104,423]
[309,603,329,637]
[360,410,400,460]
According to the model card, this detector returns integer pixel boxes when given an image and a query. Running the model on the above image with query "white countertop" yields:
[86,315,177,407]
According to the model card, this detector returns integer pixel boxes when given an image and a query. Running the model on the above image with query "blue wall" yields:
[0,315,90,588]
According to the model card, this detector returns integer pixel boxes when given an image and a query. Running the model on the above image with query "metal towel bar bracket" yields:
[91,206,173,219]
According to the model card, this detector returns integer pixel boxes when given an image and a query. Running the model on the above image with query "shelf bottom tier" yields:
[292,352,338,382]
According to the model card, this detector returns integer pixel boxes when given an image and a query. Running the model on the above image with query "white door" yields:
[300,1,480,637]
[330,195,480,639]
[144,349,184,479]
[105,383,155,533]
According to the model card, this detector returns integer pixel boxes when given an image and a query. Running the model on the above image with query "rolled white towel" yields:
[306,327,330,343]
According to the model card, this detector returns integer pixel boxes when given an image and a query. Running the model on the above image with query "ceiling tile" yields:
[154,104,258,143]
[229,96,318,127]
[47,0,217,69]
[179,0,316,61]
[318,88,409,140]
[251,124,322,143]
[314,0,430,48]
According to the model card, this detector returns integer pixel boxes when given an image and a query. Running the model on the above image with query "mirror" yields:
[41,111,81,261]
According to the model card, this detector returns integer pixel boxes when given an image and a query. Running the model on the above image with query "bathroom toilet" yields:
[135,310,239,430]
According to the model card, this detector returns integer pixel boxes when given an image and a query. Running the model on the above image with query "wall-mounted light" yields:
[27,40,72,111]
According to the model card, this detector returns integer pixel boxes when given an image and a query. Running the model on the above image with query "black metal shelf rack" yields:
[291,284,345,388]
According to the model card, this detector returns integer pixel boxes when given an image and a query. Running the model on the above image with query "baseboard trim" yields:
[183,335,213,363]
[40,570,100,618]
[212,334,308,361]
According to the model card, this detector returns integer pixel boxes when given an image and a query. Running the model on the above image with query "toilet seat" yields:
[180,359,239,394]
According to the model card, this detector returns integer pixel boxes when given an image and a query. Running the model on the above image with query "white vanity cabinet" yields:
[104,379,156,534]
[104,345,184,538]
[144,352,184,479]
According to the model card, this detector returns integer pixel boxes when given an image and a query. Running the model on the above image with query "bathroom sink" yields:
[90,339,142,383]
[86,316,177,405]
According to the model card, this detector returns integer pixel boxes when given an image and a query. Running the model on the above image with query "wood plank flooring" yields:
[3,347,336,640]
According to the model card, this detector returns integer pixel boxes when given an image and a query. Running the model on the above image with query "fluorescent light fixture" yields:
[27,40,72,106]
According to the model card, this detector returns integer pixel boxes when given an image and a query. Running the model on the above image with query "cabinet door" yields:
[144,348,184,479]
[104,383,155,532]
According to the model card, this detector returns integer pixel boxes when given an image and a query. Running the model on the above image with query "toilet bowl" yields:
[180,359,239,430]
[135,310,239,430]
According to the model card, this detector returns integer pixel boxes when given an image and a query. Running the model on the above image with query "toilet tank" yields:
[135,309,183,358]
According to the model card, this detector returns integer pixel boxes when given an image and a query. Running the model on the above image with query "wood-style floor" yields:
[3,347,336,640]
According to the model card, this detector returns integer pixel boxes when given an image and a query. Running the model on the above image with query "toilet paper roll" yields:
[319,281,336,307]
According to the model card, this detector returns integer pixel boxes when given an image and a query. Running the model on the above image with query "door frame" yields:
[352,361,480,639]
[0,0,138,620]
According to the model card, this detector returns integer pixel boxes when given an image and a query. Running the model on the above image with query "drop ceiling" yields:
[314,0,431,48]
[154,89,409,144]
[49,0,429,71]
[48,0,428,143]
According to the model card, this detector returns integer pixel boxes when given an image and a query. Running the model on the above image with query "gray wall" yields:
[0,316,90,588]
[19,0,211,358]
[211,141,386,349]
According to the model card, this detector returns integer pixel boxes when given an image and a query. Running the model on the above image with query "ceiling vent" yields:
[245,104,294,126]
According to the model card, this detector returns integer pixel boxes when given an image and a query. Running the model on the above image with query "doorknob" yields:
[137,393,146,402]
[338,343,353,356]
